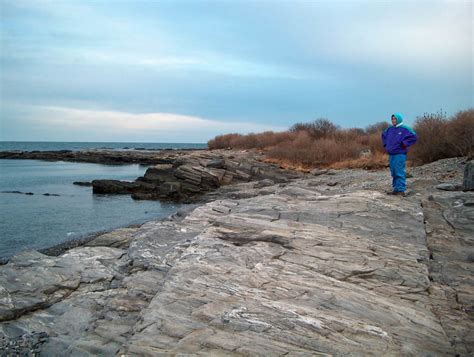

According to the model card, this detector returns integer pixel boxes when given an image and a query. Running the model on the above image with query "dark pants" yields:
[389,154,406,192]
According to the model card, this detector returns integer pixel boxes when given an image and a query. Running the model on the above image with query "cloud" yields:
[268,1,472,76]
[3,105,287,142]
[1,1,329,80]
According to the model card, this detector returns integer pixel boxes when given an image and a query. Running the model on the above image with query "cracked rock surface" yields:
[0,156,472,356]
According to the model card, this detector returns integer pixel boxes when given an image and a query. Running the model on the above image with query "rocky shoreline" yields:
[1,149,302,202]
[0,150,473,355]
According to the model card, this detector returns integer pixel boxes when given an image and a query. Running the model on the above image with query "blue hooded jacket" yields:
[381,113,417,155]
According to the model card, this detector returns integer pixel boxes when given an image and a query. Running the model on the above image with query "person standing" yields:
[381,113,417,195]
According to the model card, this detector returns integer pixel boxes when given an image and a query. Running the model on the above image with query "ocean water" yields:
[0,141,207,152]
[0,159,182,258]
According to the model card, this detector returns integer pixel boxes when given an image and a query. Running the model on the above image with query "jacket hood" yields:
[393,113,403,126]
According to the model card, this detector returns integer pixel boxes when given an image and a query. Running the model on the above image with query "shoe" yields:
[386,191,406,196]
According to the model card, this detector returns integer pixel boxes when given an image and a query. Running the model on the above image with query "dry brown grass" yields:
[328,152,388,170]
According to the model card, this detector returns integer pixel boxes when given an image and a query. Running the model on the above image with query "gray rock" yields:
[206,159,226,169]
[310,168,329,176]
[85,228,138,248]
[436,183,462,191]
[463,160,474,191]
[0,250,81,322]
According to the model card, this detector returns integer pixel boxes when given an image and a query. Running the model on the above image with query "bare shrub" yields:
[365,121,389,134]
[267,131,364,167]
[446,109,474,157]
[368,132,385,154]
[208,133,243,149]
[290,118,339,139]
[267,131,317,166]
[208,108,472,167]
[211,131,298,150]
[333,128,367,146]
[411,110,450,163]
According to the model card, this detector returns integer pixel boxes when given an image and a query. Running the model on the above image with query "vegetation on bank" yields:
[208,109,474,169]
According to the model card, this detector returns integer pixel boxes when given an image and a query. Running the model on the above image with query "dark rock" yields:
[463,160,474,191]
[73,181,92,187]
[1,191,34,195]
[206,159,226,169]
[92,180,141,194]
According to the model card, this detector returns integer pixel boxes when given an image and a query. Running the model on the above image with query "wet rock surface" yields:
[0,155,472,356]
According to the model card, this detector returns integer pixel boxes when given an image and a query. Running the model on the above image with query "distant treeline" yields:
[208,109,473,168]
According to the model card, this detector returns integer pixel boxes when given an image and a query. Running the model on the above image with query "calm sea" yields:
[0,141,205,258]
[0,141,207,151]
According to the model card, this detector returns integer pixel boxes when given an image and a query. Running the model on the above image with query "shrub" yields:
[207,131,296,150]
[208,108,473,168]
[290,118,339,139]
[446,109,474,157]
[208,133,243,149]
[368,132,385,154]
[365,121,389,134]
[411,110,450,163]
[267,132,364,167]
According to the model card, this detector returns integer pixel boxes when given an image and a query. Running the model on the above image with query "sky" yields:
[0,0,472,143]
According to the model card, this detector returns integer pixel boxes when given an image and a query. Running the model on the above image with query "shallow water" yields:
[0,159,180,258]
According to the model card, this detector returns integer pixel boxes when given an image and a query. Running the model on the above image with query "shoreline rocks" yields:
[0,148,203,165]
[88,150,302,201]
[1,149,302,202]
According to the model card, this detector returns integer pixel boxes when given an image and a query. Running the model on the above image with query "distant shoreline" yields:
[0,148,209,165]
[0,141,208,153]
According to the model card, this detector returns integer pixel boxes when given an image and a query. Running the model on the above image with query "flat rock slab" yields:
[85,228,138,248]
[123,189,453,356]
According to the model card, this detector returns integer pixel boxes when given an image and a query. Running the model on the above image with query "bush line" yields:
[208,109,473,169]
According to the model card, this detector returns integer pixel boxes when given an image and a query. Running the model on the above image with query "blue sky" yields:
[1,0,472,143]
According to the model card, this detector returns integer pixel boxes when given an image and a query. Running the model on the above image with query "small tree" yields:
[365,121,389,134]
[290,118,339,139]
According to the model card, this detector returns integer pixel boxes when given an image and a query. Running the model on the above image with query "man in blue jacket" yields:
[381,113,417,196]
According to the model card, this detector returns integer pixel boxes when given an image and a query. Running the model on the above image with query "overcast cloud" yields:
[1,0,472,142]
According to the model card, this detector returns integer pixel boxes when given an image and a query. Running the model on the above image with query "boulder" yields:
[463,160,474,191]
[436,183,462,191]
[73,181,92,187]
[91,180,141,194]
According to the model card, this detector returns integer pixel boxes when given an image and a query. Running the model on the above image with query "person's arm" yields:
[402,129,417,148]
